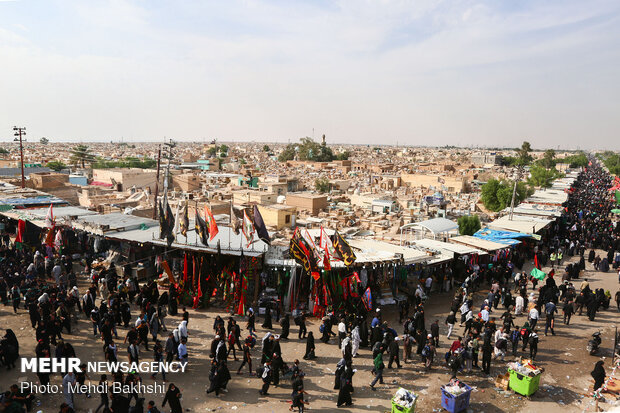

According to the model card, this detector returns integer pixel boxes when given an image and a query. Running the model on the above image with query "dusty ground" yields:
[1,250,619,413]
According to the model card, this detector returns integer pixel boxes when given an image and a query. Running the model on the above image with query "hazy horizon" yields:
[1,1,619,150]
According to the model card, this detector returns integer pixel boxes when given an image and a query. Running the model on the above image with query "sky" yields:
[1,0,619,149]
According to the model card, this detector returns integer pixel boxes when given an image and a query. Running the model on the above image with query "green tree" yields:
[278,144,297,162]
[220,144,229,153]
[540,149,556,169]
[92,157,156,169]
[315,177,330,193]
[481,179,532,212]
[335,151,350,161]
[70,144,95,168]
[263,145,270,152]
[515,141,533,166]
[600,152,620,175]
[528,165,563,188]
[40,137,49,145]
[46,160,67,172]
[0,147,8,155]
[561,152,588,168]
[278,138,335,162]
[501,156,518,167]
[458,215,481,236]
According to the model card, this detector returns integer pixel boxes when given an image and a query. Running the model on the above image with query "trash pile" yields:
[442,378,469,396]
[507,358,542,377]
[393,388,417,408]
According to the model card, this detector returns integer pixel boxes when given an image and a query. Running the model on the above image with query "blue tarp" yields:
[0,196,68,208]
[473,228,531,246]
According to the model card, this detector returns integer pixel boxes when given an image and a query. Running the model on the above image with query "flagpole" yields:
[195,200,199,247]
[228,201,232,249]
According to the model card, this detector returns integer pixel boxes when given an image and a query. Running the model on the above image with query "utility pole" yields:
[13,127,26,189]
[163,139,176,194]
[152,145,162,219]
[508,165,523,220]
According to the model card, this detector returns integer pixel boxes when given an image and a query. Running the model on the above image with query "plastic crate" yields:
[508,369,541,396]
[391,399,415,413]
[391,388,417,413]
[440,383,472,413]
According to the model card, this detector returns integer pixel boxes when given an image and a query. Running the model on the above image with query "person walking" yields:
[445,311,456,339]
[259,360,272,396]
[387,337,401,369]
[303,331,316,360]
[162,383,182,413]
[544,301,557,336]
[528,331,539,360]
[237,342,254,375]
[563,300,574,325]
[369,352,385,390]
[528,306,539,330]
[481,337,493,376]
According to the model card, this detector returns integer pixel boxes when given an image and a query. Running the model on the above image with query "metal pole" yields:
[13,127,26,189]
[508,166,522,221]
[152,145,161,219]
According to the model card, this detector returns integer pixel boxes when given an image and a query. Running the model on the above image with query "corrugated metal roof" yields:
[104,224,268,257]
[72,213,158,234]
[400,218,458,235]
[413,238,486,256]
[449,235,509,252]
[488,215,553,235]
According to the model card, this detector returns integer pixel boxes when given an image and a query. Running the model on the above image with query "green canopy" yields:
[612,209,620,215]
[530,267,546,281]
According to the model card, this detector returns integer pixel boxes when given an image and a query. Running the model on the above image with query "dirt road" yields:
[1,250,619,413]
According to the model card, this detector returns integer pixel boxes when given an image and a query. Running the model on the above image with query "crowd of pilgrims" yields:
[1,161,620,413]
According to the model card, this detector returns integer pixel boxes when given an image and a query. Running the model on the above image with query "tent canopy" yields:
[400,218,458,240]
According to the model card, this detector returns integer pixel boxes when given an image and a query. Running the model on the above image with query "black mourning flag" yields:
[195,210,209,246]
[332,230,356,267]
[252,205,270,245]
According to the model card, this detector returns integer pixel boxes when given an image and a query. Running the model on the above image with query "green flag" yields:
[530,267,546,281]
[615,190,620,205]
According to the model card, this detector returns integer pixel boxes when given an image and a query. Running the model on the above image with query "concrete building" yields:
[92,168,159,192]
[285,192,328,215]
[471,153,503,166]
[257,204,296,230]
[400,173,468,194]
[172,173,200,192]
[232,190,277,206]
[371,199,399,214]
[29,172,69,190]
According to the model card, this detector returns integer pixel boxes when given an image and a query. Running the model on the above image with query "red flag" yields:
[15,220,25,244]
[183,253,188,284]
[323,251,331,271]
[43,226,55,247]
[205,205,219,241]
[534,254,540,270]
[197,264,203,299]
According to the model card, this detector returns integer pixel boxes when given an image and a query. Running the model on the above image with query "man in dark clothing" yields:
[237,343,253,375]
[297,314,307,339]
[481,338,493,375]
[563,301,574,325]
[387,337,401,369]
[430,320,440,347]
[529,332,539,360]
[280,315,290,340]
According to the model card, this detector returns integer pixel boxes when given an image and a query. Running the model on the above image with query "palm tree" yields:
[70,144,95,168]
